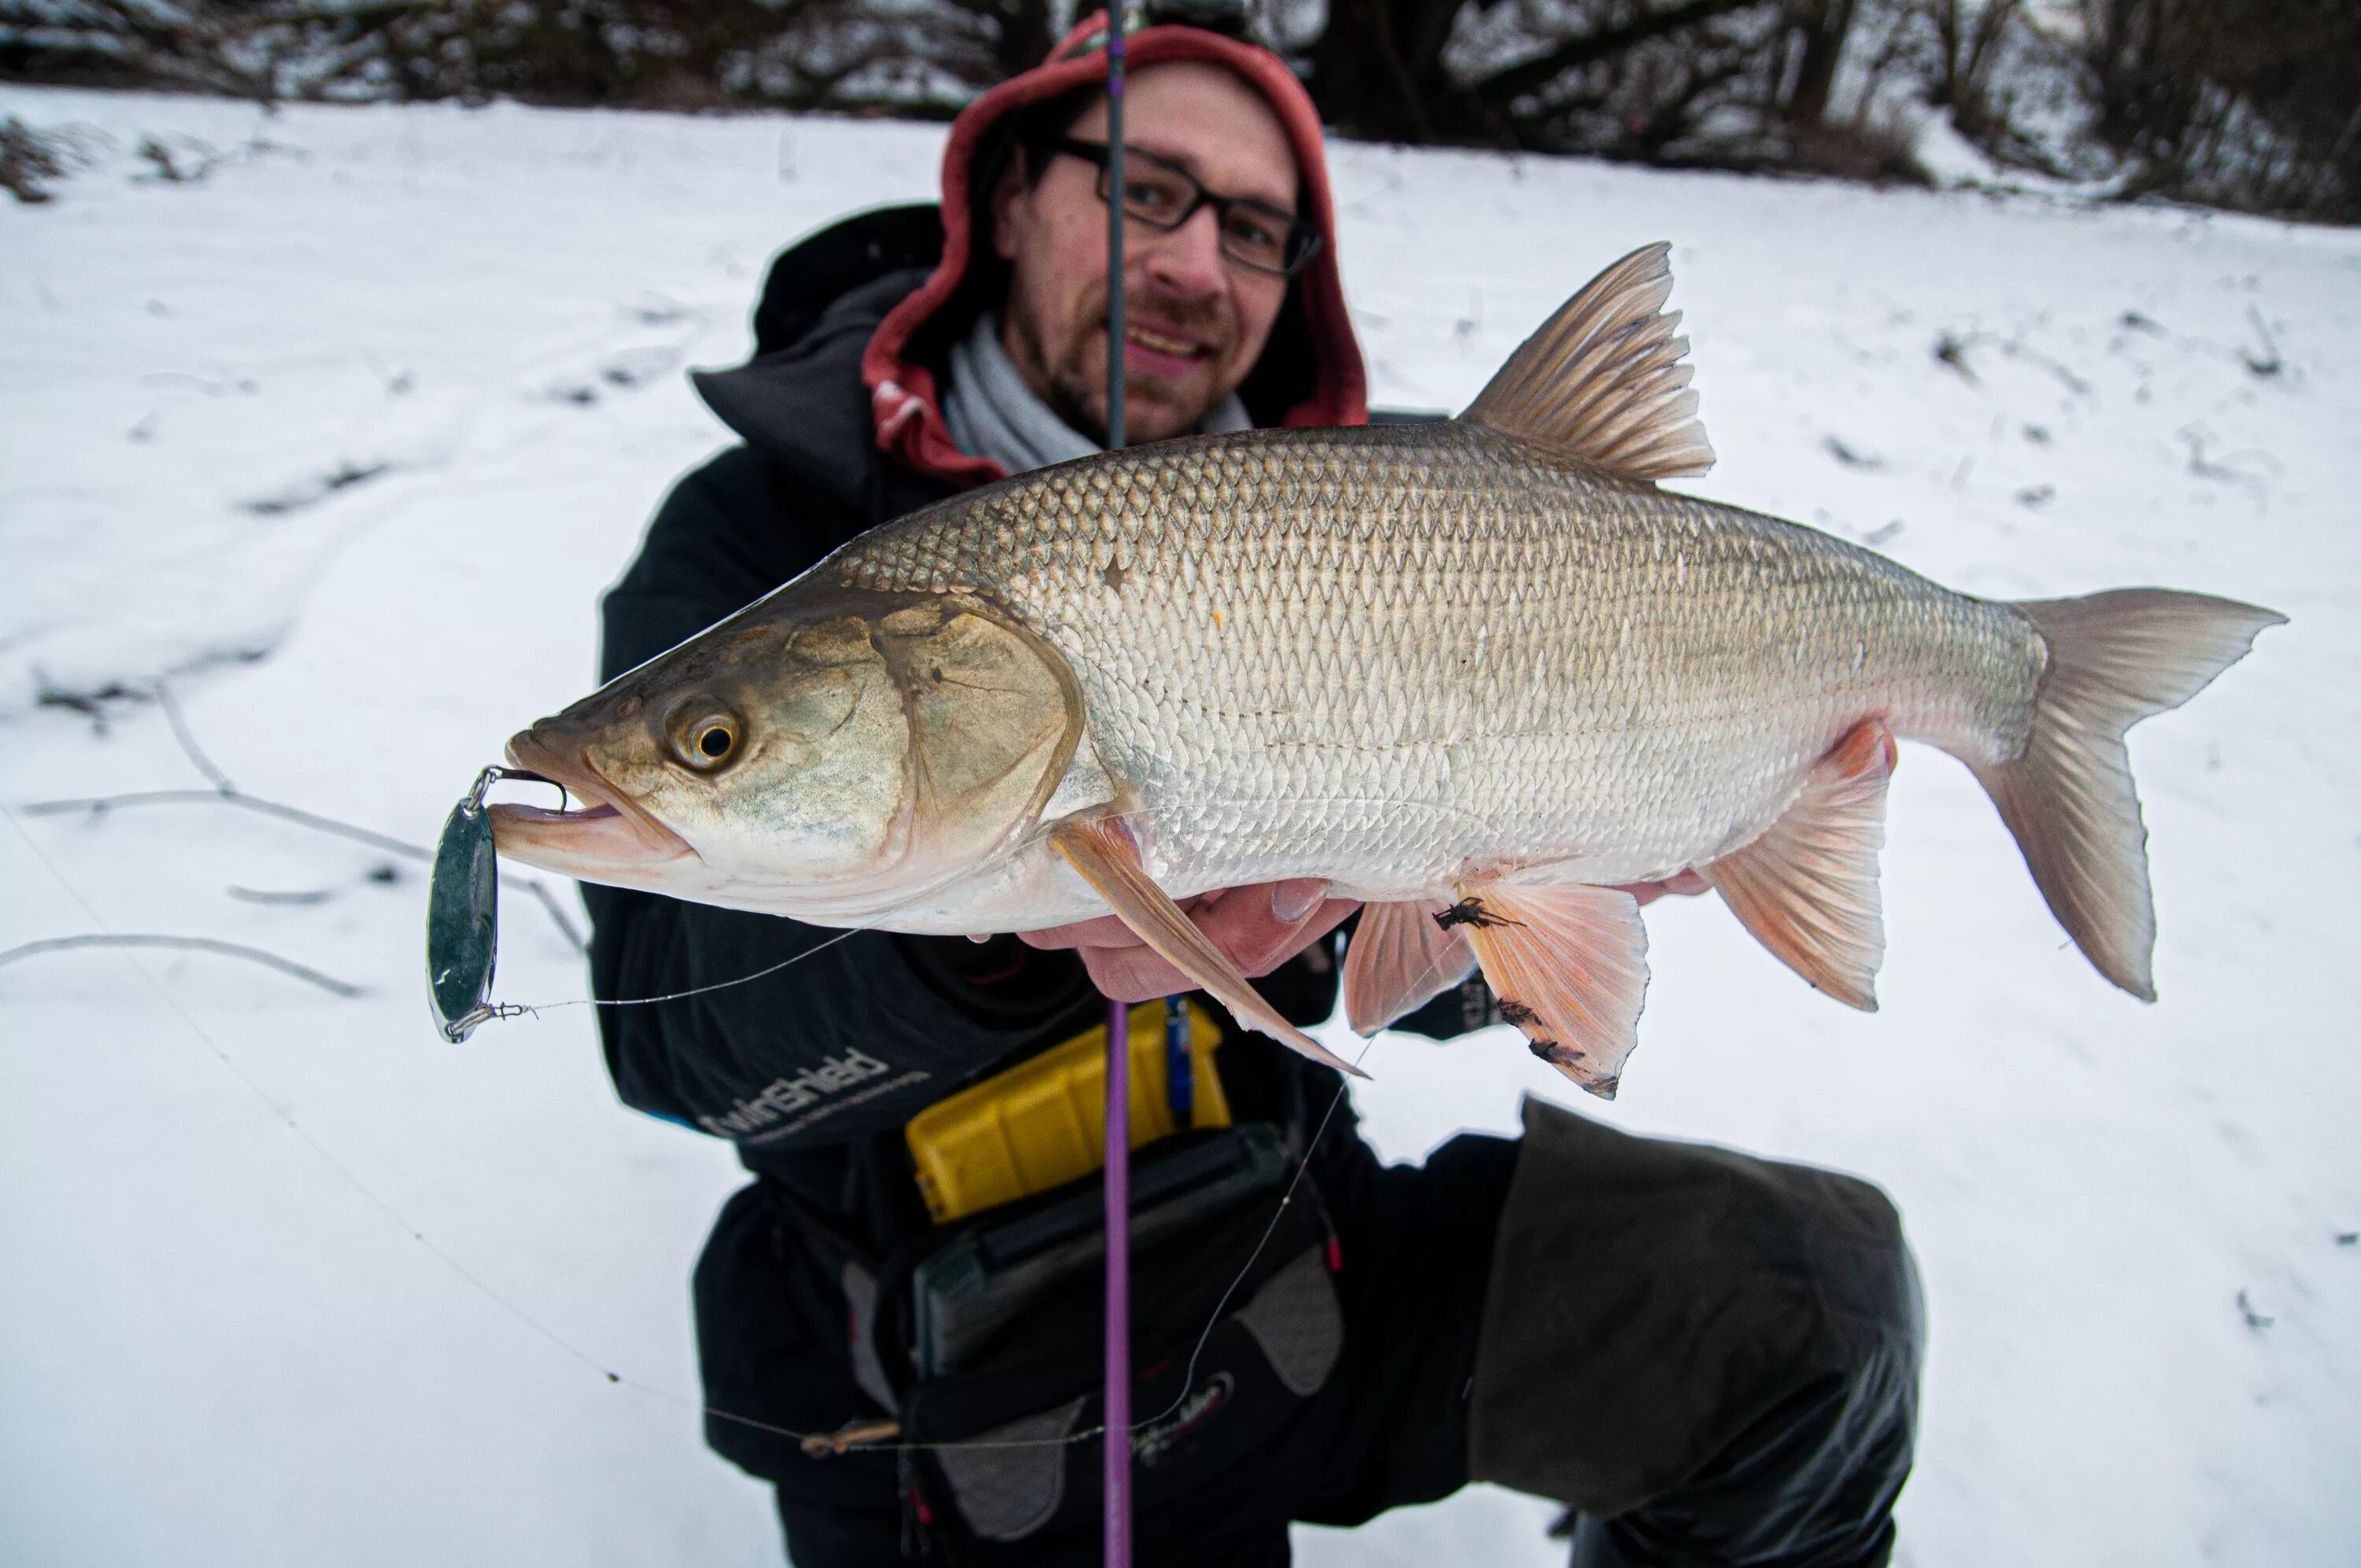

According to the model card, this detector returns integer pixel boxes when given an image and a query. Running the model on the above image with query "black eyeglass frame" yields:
[1051,136,1322,279]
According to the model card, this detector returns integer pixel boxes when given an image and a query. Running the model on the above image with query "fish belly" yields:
[834,422,2045,902]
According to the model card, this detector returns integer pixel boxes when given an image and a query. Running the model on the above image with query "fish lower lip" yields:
[496,800,620,825]
[491,732,693,869]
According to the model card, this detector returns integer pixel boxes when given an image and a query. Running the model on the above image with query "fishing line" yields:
[2,802,643,1393]
[3,797,1194,1459]
[13,792,1387,1462]
[474,799,1048,1018]
[494,927,863,1015]
[1129,1035,1367,1435]
[497,780,1517,1020]
[13,751,1520,1462]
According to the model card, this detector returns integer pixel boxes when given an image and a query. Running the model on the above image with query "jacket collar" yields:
[690,251,939,519]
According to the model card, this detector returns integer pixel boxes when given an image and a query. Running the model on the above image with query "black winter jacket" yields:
[582,208,1492,1489]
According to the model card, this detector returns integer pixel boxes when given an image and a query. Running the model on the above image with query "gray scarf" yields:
[941,311,1251,477]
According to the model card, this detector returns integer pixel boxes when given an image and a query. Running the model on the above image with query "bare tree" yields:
[2076,0,2359,220]
[6,0,2352,216]
[1917,0,2014,136]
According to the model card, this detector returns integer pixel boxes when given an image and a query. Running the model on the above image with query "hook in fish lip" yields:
[497,734,619,819]
[489,731,692,869]
[467,763,575,817]
[493,795,622,825]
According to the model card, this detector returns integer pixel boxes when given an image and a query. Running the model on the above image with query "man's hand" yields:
[1017,870,1710,1003]
[1019,880,1358,1002]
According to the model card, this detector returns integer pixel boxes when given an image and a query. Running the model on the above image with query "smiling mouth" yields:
[1123,322,1210,360]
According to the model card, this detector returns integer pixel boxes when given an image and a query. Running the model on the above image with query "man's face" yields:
[991,61,1299,445]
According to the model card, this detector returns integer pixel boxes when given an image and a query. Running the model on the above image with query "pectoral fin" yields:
[1701,718,1895,1011]
[1342,900,1478,1035]
[1448,884,1650,1099]
[1049,807,1369,1079]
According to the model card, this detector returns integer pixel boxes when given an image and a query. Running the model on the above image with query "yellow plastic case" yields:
[906,1000,1231,1224]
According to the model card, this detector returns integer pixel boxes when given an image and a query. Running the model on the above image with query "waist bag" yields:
[788,1123,1347,1552]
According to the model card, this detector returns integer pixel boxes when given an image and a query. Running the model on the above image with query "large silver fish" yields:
[491,245,2282,1094]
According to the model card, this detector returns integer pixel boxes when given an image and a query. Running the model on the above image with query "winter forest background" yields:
[2,2,2356,1566]
[5,0,2359,224]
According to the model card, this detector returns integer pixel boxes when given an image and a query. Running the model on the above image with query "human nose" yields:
[1137,204,1227,297]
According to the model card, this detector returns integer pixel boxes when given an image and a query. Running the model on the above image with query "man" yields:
[587,10,1921,1565]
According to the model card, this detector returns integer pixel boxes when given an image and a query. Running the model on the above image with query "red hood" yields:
[862,11,1369,487]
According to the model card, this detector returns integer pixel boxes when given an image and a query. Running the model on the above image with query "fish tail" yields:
[1968,588,2283,1001]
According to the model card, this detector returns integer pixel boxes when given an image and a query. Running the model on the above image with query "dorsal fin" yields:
[1460,242,1715,483]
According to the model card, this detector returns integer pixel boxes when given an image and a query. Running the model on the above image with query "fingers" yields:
[1077,897,1358,1000]
[1018,910,1146,951]
[1018,887,1230,952]
[1270,879,1325,924]
[1212,884,1356,978]
[1079,943,1195,1002]
[1018,880,1362,999]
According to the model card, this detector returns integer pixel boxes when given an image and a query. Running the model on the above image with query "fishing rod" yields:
[413,16,1216,1555]
[1099,9,1135,1564]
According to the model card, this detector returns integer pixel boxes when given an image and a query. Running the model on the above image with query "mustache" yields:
[1088,277,1233,347]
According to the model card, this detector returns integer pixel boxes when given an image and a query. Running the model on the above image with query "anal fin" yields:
[1342,901,1477,1036]
[1049,807,1369,1079]
[1701,717,1895,1011]
[1447,884,1649,1100]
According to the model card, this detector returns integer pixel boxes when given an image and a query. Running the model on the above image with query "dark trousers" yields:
[774,1098,1921,1566]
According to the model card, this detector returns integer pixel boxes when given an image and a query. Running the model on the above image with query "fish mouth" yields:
[488,730,694,875]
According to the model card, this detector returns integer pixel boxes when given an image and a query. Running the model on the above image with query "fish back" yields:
[833,422,2042,895]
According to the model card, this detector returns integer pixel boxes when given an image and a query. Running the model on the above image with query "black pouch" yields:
[891,1124,1345,1548]
[911,1124,1291,1378]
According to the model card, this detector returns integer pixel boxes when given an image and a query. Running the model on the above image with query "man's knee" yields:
[1468,1097,1922,1522]
[1767,1161,1923,1398]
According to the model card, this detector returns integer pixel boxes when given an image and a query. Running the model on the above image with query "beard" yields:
[1043,357,1112,446]
[1019,280,1240,446]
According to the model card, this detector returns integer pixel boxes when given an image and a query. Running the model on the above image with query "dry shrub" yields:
[1,116,67,203]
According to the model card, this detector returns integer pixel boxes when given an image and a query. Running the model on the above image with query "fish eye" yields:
[668,706,742,773]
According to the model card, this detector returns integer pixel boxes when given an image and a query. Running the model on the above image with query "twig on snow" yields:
[28,695,591,956]
[227,885,336,906]
[519,880,589,953]
[24,787,430,861]
[157,680,236,792]
[2241,307,2283,378]
[1933,329,2092,397]
[23,788,587,954]
[0,934,364,998]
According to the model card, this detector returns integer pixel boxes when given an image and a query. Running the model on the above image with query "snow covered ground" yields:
[2,86,2355,1567]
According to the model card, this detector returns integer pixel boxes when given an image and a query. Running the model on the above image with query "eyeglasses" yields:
[1052,137,1321,279]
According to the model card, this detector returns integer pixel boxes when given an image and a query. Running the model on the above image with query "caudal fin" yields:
[1970,588,2284,1001]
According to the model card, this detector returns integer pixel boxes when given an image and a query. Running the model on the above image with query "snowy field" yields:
[2,85,2355,1567]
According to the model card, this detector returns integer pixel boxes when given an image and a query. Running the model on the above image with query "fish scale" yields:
[490,242,2281,1089]
[833,419,2044,900]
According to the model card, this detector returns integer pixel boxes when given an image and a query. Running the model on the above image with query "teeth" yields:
[1127,325,1203,357]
